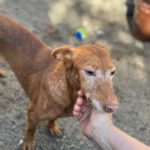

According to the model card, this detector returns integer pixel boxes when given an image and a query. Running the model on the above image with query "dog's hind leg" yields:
[0,69,5,77]
[22,104,40,150]
[0,55,5,77]
[48,120,62,137]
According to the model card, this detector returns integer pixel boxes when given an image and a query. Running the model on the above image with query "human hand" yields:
[73,91,113,138]
[73,90,93,136]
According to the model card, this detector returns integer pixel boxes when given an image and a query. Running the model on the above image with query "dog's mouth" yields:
[83,95,94,108]
[84,94,92,103]
[85,94,103,112]
[85,94,117,113]
[86,96,92,102]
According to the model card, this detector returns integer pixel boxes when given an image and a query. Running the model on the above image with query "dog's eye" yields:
[85,70,96,76]
[110,70,115,76]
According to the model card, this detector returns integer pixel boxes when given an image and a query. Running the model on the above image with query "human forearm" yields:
[90,122,150,150]
[106,126,150,150]
[73,92,150,150]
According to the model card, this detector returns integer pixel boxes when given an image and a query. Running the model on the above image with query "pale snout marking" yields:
[92,100,103,112]
[85,93,103,111]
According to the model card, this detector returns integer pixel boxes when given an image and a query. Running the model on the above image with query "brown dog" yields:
[0,15,118,150]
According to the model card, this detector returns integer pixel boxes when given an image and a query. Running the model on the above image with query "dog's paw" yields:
[48,122,63,137]
[0,69,5,77]
[21,139,35,150]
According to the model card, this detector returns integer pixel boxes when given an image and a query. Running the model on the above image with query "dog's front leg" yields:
[22,104,39,150]
[48,120,62,137]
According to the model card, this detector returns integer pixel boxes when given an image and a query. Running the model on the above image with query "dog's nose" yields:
[104,103,118,113]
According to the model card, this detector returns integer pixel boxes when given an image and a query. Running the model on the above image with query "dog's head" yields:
[52,44,118,113]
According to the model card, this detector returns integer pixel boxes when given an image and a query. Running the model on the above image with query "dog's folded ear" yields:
[51,45,74,61]
[51,45,74,69]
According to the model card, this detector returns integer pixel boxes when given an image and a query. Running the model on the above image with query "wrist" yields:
[88,111,114,138]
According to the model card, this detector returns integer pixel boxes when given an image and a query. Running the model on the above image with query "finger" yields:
[73,111,83,121]
[73,110,80,117]
[76,97,85,106]
[77,90,84,97]
[74,104,81,112]
[77,91,87,101]
[76,97,91,113]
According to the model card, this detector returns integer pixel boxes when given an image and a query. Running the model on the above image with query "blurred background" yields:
[0,0,149,150]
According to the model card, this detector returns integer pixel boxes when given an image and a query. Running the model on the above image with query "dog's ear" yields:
[52,45,74,69]
[52,45,74,60]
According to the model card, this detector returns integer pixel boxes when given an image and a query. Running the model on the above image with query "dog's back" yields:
[0,15,53,92]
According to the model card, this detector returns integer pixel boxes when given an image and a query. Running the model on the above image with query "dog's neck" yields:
[66,66,80,95]
[63,66,80,115]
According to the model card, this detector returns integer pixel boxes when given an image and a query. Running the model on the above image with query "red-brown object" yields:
[127,0,150,41]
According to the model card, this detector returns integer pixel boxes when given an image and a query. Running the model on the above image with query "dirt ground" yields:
[0,0,150,150]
